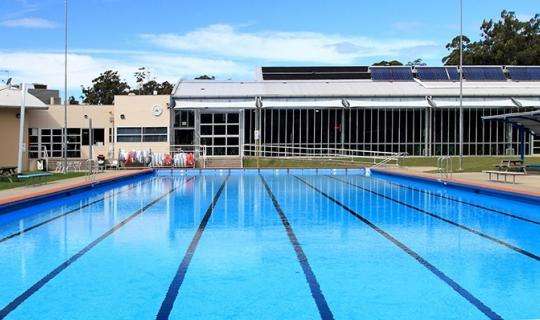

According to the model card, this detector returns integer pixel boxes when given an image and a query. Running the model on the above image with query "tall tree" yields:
[372,60,403,66]
[406,58,427,66]
[132,67,174,95]
[194,75,215,80]
[82,70,130,105]
[443,11,540,65]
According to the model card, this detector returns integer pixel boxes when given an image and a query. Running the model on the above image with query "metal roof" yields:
[172,79,540,100]
[483,110,540,137]
[0,86,48,109]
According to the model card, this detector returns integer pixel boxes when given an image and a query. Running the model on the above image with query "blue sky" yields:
[0,0,538,97]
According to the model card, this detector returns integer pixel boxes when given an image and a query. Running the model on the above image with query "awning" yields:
[261,99,343,108]
[348,98,429,108]
[173,99,255,109]
[482,110,540,137]
[430,98,516,108]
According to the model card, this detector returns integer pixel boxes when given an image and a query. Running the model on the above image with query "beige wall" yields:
[114,95,170,153]
[0,108,23,167]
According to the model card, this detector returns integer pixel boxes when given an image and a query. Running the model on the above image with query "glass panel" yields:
[117,135,141,142]
[227,113,239,123]
[227,137,239,145]
[227,147,239,155]
[214,113,226,123]
[143,127,167,134]
[201,114,212,123]
[214,137,226,145]
[117,127,141,135]
[213,147,226,155]
[214,125,226,135]
[67,128,80,135]
[201,137,212,145]
[41,129,51,135]
[52,129,62,135]
[142,135,167,142]
[201,125,212,135]
[227,125,239,135]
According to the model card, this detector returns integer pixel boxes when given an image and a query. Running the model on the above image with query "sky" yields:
[0,0,538,98]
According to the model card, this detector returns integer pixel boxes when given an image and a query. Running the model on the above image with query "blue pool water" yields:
[0,170,538,319]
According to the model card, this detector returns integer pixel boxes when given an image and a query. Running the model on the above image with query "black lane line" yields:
[328,175,540,262]
[294,175,503,320]
[259,174,334,320]
[156,174,229,320]
[0,176,195,320]
[364,175,539,225]
[0,177,157,245]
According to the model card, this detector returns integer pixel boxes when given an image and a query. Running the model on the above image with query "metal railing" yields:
[437,156,453,180]
[243,144,407,167]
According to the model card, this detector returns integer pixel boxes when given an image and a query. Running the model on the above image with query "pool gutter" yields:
[0,169,154,214]
[371,168,540,204]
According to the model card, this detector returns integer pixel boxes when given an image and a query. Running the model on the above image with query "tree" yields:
[372,60,403,66]
[82,70,130,105]
[194,75,215,80]
[68,96,79,105]
[406,58,427,66]
[443,11,540,65]
[131,67,174,95]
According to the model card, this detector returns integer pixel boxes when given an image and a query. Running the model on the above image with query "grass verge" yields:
[0,172,87,191]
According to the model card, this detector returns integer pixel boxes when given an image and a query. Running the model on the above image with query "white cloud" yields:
[141,24,437,64]
[0,51,251,91]
[1,17,57,29]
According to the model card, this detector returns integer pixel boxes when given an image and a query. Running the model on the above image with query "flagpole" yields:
[63,0,68,172]
[458,0,464,171]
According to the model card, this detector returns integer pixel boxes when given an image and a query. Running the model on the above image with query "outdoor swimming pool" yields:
[0,169,538,319]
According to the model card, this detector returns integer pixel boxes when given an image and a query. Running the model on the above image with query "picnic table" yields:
[495,159,527,173]
[0,166,17,183]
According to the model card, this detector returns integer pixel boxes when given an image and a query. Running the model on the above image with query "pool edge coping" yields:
[371,168,540,203]
[0,169,154,213]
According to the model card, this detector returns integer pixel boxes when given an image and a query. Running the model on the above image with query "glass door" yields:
[200,112,240,156]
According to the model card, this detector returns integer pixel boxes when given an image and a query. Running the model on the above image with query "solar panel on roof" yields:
[370,68,393,81]
[391,67,413,81]
[508,67,529,80]
[445,67,460,81]
[463,67,485,80]
[463,67,506,81]
[417,67,449,81]
[530,67,540,80]
[482,67,506,81]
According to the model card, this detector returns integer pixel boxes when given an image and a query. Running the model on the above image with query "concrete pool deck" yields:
[0,169,153,209]
[376,166,540,198]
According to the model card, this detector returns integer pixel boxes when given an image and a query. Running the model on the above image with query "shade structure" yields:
[483,110,540,137]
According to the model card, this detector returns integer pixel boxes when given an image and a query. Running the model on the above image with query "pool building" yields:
[1,65,540,169]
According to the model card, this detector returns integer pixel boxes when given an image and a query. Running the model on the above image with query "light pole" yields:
[63,0,68,173]
[16,83,27,174]
[458,0,464,171]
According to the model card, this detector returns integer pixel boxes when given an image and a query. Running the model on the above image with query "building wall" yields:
[114,95,170,154]
[0,108,23,167]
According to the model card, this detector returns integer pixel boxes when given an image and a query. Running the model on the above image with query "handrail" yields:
[243,143,407,167]
[437,156,453,180]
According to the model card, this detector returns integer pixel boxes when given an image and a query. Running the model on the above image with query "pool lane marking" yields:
[328,175,540,262]
[0,177,158,245]
[156,174,229,320]
[0,176,195,320]
[294,175,503,320]
[259,174,334,320]
[362,175,539,225]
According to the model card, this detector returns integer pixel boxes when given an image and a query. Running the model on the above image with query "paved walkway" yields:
[0,169,152,207]
[379,166,540,197]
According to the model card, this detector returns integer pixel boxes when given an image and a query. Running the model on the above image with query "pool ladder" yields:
[437,156,453,181]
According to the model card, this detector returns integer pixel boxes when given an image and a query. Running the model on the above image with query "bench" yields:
[483,170,525,184]
[0,166,18,183]
[495,159,527,173]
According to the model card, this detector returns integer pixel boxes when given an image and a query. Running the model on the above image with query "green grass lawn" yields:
[0,172,87,191]
[243,156,540,172]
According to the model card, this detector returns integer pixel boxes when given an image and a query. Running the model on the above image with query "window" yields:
[29,128,81,158]
[174,110,194,128]
[116,127,168,143]
[82,129,105,146]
